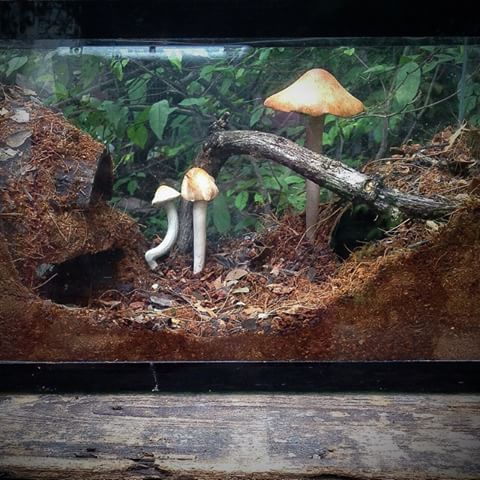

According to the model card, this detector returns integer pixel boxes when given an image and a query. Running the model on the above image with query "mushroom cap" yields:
[181,167,219,202]
[151,185,181,206]
[264,68,364,118]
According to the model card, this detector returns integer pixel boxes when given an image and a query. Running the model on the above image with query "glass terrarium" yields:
[0,4,479,391]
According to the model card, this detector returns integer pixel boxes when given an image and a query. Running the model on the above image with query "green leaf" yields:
[212,193,231,234]
[394,62,421,108]
[127,77,148,103]
[179,97,209,107]
[166,50,182,71]
[135,107,151,124]
[113,177,131,190]
[102,101,128,132]
[54,82,68,99]
[363,64,395,75]
[187,81,203,96]
[464,96,477,115]
[127,124,148,148]
[149,100,171,140]
[127,179,139,195]
[287,193,305,211]
[6,56,28,77]
[254,192,265,204]
[234,191,249,211]
[235,68,245,80]
[170,114,188,130]
[249,107,264,127]
[283,175,305,185]
[199,65,216,81]
[343,47,355,56]
[163,144,184,158]
[111,59,126,81]
[234,217,257,232]
[220,78,233,95]
[259,49,271,62]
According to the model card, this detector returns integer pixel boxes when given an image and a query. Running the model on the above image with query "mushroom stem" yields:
[305,115,325,241]
[145,202,179,269]
[192,200,208,274]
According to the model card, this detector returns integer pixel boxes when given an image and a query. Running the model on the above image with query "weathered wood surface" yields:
[0,394,479,479]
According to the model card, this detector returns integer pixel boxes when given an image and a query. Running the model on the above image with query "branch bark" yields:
[177,129,458,252]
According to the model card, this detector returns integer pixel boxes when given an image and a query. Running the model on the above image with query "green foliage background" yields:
[1,42,479,238]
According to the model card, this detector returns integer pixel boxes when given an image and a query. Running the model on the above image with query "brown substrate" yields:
[1,202,479,361]
[1,92,480,361]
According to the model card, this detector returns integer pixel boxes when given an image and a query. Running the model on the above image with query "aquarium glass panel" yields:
[1,38,480,361]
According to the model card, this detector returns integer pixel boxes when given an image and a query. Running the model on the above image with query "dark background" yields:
[0,0,479,40]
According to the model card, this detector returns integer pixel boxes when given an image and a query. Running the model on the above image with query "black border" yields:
[0,0,479,40]
[1,361,479,393]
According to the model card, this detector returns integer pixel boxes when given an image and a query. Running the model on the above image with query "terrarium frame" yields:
[1,3,480,394]
[0,361,479,393]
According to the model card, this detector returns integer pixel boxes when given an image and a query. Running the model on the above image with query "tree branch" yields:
[176,129,458,252]
[197,130,457,219]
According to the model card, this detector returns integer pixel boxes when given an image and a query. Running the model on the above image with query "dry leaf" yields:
[281,304,307,315]
[447,124,466,150]
[130,301,145,310]
[425,220,440,232]
[149,295,175,307]
[5,130,32,148]
[270,263,283,277]
[232,286,250,294]
[98,300,121,308]
[21,87,37,96]
[11,109,30,123]
[212,275,223,290]
[225,268,248,283]
[0,108,9,116]
[194,303,217,318]
[267,284,294,295]
[0,147,17,162]
[243,306,263,317]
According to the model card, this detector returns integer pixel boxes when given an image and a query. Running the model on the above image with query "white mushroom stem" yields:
[305,115,325,241]
[145,202,179,270]
[192,200,208,274]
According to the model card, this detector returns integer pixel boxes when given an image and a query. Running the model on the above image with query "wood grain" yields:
[0,394,479,479]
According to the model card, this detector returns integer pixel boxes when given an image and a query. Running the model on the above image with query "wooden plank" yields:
[0,394,479,479]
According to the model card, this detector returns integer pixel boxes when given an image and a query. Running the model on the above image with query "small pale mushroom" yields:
[145,185,181,269]
[181,167,219,274]
[264,68,364,241]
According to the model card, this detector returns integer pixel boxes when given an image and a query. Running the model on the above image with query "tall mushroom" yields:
[145,185,181,269]
[264,68,364,241]
[181,167,219,274]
